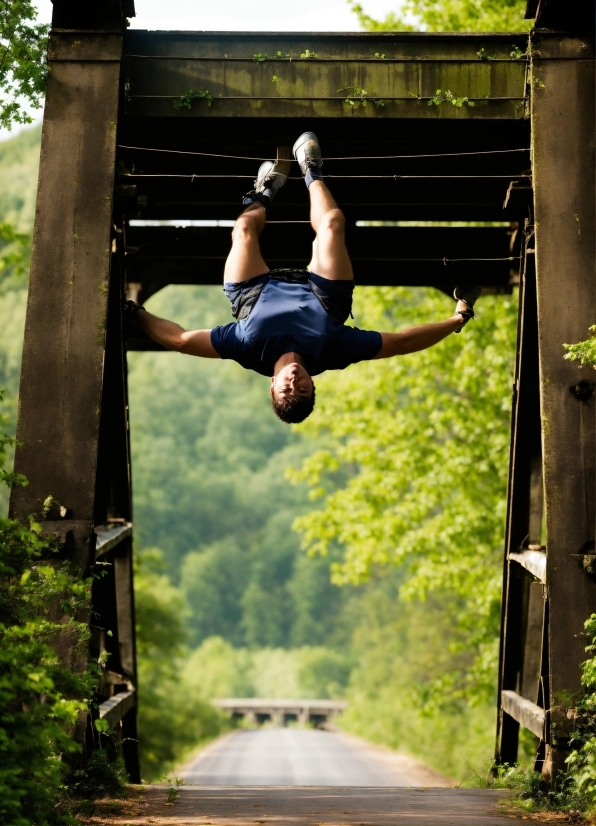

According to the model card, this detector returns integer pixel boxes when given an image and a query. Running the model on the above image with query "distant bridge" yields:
[215,698,348,727]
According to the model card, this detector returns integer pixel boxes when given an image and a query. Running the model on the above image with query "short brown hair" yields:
[271,387,316,424]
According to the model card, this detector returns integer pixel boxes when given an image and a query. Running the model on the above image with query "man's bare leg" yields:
[307,180,353,282]
[223,204,269,284]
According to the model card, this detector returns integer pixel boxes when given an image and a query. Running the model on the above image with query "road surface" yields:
[179,728,452,787]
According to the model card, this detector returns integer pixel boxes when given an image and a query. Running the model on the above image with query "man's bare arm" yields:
[135,309,220,358]
[375,312,466,359]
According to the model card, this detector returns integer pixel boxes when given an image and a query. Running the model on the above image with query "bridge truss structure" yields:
[9,0,594,782]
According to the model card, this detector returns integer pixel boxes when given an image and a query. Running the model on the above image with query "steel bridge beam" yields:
[496,29,596,777]
[17,18,596,784]
[9,22,140,781]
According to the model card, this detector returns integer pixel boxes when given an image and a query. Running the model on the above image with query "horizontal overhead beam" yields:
[124,223,519,289]
[124,31,529,121]
[120,177,530,217]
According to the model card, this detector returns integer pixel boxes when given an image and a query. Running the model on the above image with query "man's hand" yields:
[375,314,465,359]
[133,307,220,359]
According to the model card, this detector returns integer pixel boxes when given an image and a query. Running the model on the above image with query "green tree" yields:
[292,287,518,702]
[349,0,530,32]
[181,540,249,647]
[0,1,48,130]
[0,396,93,824]
[135,548,224,780]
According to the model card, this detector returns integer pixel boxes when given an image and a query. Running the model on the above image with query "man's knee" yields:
[317,208,345,236]
[232,215,256,243]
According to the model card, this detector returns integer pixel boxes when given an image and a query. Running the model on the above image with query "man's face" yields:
[270,362,314,403]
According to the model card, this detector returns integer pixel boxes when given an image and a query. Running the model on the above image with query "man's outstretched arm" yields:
[135,309,220,358]
[375,309,467,359]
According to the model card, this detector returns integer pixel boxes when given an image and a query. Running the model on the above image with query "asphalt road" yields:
[179,728,451,787]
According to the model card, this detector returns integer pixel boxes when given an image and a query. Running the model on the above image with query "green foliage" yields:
[0,221,29,280]
[291,287,517,705]
[134,549,225,780]
[0,424,91,823]
[66,748,127,801]
[348,0,530,32]
[0,1,49,130]
[0,126,40,516]
[429,89,474,107]
[180,540,249,647]
[564,326,596,368]
[338,87,385,109]
[253,52,267,62]
[300,49,318,59]
[493,763,589,816]
[163,776,185,802]
[564,614,596,808]
[173,89,213,110]
[181,637,352,701]
[337,573,498,780]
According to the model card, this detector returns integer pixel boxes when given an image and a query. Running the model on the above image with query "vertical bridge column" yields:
[532,32,596,775]
[9,25,139,779]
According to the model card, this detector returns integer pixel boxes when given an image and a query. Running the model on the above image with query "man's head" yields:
[270,362,316,424]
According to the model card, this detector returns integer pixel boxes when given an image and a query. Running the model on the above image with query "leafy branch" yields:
[564,326,596,367]
[338,86,385,109]
[0,0,49,130]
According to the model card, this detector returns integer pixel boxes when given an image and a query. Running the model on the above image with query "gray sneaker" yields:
[453,285,482,310]
[292,131,323,177]
[254,159,291,201]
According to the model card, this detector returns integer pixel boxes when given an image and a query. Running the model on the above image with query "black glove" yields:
[454,307,474,334]
[123,300,146,326]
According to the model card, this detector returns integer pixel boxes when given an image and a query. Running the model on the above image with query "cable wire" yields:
[123,173,531,180]
[118,144,531,163]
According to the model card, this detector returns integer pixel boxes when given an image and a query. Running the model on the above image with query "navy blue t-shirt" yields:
[210,276,382,377]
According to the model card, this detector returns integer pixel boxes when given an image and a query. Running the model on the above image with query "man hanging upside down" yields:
[126,132,479,424]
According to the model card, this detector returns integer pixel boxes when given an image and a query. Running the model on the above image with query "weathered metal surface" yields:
[48,31,123,62]
[123,223,518,292]
[496,232,542,764]
[10,31,122,521]
[520,582,544,704]
[95,522,133,559]
[509,551,546,583]
[9,24,141,783]
[98,688,137,727]
[531,32,596,774]
[124,32,528,121]
[501,690,545,739]
[121,175,530,225]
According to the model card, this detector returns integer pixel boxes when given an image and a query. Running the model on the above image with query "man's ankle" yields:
[305,168,324,188]
[242,190,271,212]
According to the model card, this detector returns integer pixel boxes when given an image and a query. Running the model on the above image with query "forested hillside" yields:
[0,125,520,783]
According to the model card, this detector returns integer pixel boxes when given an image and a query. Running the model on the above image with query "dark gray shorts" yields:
[224,269,354,322]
